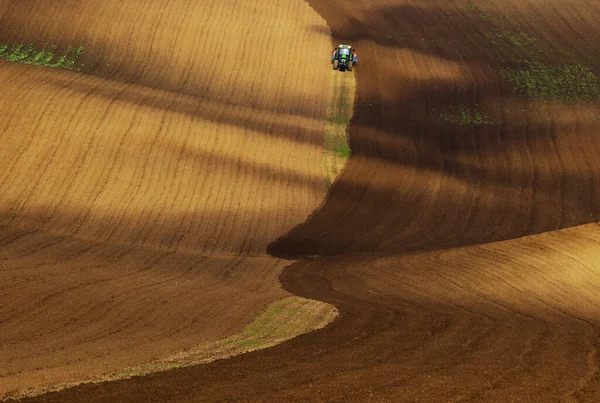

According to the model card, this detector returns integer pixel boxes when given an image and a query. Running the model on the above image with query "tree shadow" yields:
[269,1,600,258]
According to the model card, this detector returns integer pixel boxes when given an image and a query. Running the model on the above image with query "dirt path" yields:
[8,0,600,401]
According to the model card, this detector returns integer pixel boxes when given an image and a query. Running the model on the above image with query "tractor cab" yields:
[338,46,351,58]
[332,45,356,72]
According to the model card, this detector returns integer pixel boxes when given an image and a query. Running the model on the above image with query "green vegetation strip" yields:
[0,43,83,70]
[324,70,355,187]
[7,297,338,400]
[149,296,338,368]
[503,64,599,101]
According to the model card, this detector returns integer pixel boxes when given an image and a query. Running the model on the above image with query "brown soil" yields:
[5,0,600,401]
[0,0,334,398]
[8,296,337,400]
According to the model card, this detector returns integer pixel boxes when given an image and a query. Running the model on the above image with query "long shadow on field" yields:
[0,0,333,128]
[4,0,600,259]
[28,70,326,148]
[269,0,600,258]
[13,1,600,402]
[269,82,600,257]
[309,1,600,69]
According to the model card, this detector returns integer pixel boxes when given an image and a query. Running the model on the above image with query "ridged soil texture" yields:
[0,0,338,398]
[7,0,600,402]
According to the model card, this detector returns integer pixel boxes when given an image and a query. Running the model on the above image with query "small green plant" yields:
[503,63,600,101]
[502,31,536,49]
[326,112,349,126]
[8,297,338,400]
[333,143,351,159]
[441,105,497,125]
[0,42,84,70]
[324,72,354,187]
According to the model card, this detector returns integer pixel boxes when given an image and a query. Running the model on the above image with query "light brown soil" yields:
[7,296,337,400]
[0,0,336,398]
[5,0,600,401]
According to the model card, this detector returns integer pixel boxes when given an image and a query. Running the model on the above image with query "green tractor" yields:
[331,44,357,72]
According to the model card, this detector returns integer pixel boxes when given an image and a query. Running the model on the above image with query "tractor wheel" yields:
[348,61,353,71]
[333,59,339,70]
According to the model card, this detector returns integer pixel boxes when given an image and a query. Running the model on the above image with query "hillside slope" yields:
[28,0,600,401]
[0,0,336,397]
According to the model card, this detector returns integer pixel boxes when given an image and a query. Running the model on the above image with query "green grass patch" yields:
[6,297,338,400]
[441,105,497,125]
[0,42,84,70]
[333,143,352,159]
[326,112,350,126]
[324,72,354,187]
[499,31,537,49]
[503,63,600,101]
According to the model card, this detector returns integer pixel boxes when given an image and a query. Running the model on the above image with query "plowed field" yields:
[4,0,600,401]
[0,0,338,398]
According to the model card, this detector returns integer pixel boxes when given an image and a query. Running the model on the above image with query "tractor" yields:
[331,44,357,72]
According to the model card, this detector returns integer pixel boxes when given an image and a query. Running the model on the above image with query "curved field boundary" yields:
[4,297,337,401]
